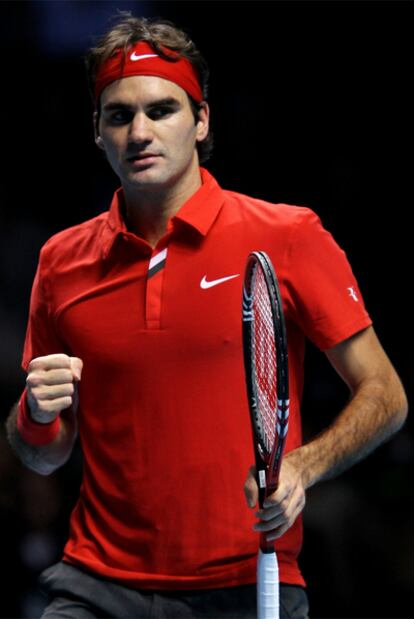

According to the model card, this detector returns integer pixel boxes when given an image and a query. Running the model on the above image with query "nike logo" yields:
[130,52,159,61]
[200,274,240,289]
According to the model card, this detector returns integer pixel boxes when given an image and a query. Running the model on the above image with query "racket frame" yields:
[242,251,290,552]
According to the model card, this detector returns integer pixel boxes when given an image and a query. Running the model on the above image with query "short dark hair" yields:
[85,13,213,163]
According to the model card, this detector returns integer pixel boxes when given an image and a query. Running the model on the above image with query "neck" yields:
[123,167,202,248]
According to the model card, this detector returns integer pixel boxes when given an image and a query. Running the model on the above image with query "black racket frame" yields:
[242,251,289,515]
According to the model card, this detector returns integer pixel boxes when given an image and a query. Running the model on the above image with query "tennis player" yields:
[6,13,407,619]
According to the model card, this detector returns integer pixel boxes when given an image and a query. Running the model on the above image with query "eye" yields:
[107,109,133,125]
[147,105,176,120]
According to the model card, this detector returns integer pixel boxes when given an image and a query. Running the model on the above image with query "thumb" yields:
[70,357,83,381]
[244,465,258,509]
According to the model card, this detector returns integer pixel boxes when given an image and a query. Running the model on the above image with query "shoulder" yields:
[222,187,320,232]
[38,212,108,268]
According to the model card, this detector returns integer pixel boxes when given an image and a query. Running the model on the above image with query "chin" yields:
[125,168,161,183]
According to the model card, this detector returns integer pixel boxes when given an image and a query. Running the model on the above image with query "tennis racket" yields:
[242,251,290,619]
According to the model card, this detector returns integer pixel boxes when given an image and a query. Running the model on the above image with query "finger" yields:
[31,382,75,401]
[27,368,74,387]
[255,501,285,521]
[244,465,258,508]
[266,498,305,541]
[30,395,74,420]
[40,395,73,412]
[263,483,290,509]
[255,487,306,536]
[253,513,287,533]
[266,523,291,542]
[70,357,83,381]
[28,354,72,372]
[71,382,79,414]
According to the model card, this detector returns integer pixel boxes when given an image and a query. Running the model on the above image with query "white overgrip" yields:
[257,548,279,619]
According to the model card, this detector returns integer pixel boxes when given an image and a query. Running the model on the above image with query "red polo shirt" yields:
[22,168,371,590]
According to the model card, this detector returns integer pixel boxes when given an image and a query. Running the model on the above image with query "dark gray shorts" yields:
[39,561,309,619]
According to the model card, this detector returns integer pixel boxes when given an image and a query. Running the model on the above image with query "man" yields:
[6,13,407,619]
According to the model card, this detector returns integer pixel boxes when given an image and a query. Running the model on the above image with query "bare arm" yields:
[294,326,407,485]
[5,354,83,476]
[245,326,408,539]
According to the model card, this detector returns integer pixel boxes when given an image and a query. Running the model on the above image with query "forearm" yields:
[5,403,78,476]
[245,328,408,539]
[290,372,408,490]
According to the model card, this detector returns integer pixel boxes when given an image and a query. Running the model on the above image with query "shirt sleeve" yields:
[283,208,372,351]
[22,249,68,371]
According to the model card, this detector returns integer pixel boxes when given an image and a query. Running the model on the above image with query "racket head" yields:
[242,251,289,502]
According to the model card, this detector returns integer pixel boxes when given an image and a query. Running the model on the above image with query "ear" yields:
[93,110,105,151]
[195,102,210,142]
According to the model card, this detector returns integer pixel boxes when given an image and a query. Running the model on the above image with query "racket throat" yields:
[256,459,268,508]
[256,471,276,515]
[260,538,277,554]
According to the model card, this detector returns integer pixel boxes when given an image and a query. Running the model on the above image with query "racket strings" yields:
[252,267,278,454]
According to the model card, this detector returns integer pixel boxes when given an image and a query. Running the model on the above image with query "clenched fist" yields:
[26,354,83,424]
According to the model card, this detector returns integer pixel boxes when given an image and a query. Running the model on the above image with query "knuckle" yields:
[259,511,270,523]
[59,355,72,368]
[28,355,49,370]
[37,386,52,400]
[264,496,279,509]
[37,395,65,412]
[66,383,75,396]
[61,396,73,409]
[36,399,53,414]
[27,358,39,372]
[50,369,73,385]
[281,498,290,513]
[56,384,73,398]
[51,353,71,365]
[29,385,44,400]
[26,373,40,388]
[65,370,75,383]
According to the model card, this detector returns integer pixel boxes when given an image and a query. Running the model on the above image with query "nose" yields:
[128,112,154,144]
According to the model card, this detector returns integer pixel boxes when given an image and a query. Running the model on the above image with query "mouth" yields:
[125,153,162,170]
[126,153,161,163]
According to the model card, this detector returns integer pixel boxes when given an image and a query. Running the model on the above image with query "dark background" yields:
[0,1,412,617]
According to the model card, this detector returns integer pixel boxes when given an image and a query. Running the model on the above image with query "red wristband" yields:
[17,388,61,446]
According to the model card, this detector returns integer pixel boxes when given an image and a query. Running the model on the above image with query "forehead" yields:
[100,75,189,107]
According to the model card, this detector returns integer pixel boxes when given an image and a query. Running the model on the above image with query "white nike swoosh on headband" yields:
[130,52,159,61]
[200,274,240,289]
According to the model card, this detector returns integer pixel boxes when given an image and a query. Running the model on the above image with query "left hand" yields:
[244,452,306,541]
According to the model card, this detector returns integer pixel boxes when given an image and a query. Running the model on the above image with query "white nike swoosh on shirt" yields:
[130,53,159,61]
[200,274,240,289]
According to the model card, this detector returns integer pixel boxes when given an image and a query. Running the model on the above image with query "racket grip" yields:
[257,548,279,619]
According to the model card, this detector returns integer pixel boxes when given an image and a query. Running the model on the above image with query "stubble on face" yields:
[98,76,207,202]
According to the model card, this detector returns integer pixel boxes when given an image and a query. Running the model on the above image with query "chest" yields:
[55,238,246,359]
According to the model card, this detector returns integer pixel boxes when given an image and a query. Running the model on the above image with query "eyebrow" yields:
[102,97,181,112]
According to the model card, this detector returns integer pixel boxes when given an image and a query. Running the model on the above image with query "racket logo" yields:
[242,287,254,321]
[276,423,289,438]
[277,399,289,438]
[277,399,289,418]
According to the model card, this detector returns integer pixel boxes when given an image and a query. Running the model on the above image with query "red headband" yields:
[94,41,203,104]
